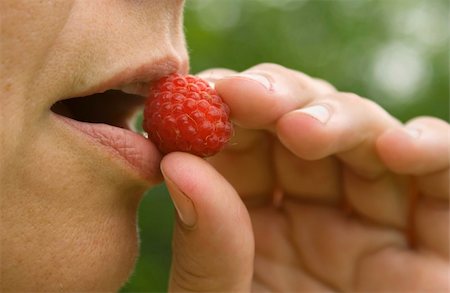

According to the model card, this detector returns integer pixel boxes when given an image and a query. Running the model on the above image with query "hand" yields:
[160,64,449,292]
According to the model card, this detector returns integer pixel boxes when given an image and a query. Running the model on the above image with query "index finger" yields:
[205,64,340,204]
[196,68,237,84]
[214,63,335,129]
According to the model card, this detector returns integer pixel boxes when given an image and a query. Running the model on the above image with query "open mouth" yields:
[48,57,187,182]
[50,86,165,183]
[51,89,146,132]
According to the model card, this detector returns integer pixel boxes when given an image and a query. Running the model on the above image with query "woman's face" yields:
[1,0,188,290]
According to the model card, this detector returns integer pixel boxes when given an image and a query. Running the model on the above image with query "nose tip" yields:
[166,38,189,76]
[178,57,190,75]
[168,46,189,76]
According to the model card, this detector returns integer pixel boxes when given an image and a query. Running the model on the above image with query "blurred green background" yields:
[121,0,449,291]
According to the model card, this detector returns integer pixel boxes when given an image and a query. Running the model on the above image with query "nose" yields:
[138,0,189,74]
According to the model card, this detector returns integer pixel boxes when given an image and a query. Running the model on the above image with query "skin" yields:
[163,67,449,292]
[1,1,448,292]
[1,0,187,291]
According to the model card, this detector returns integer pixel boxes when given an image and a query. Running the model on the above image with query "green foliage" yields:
[122,0,448,291]
[121,184,174,292]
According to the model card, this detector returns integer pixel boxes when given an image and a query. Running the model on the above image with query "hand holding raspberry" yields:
[143,73,233,157]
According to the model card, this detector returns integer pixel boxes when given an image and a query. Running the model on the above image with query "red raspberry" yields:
[143,73,233,157]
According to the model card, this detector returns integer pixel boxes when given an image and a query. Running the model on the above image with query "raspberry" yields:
[143,73,233,157]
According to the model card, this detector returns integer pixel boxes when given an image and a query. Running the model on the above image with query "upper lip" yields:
[49,55,188,182]
[75,55,188,99]
[51,55,188,130]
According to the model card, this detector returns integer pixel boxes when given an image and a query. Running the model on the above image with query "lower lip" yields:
[54,114,162,183]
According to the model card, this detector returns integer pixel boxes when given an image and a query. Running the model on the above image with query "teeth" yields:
[119,84,136,95]
[143,132,148,138]
[118,82,150,96]
[126,107,146,132]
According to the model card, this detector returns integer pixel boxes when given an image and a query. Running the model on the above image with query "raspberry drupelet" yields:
[143,73,233,157]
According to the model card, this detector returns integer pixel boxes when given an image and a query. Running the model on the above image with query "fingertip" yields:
[276,109,333,160]
[160,152,196,189]
[160,152,217,197]
[376,128,425,174]
[215,73,280,128]
[377,117,450,175]
[160,152,242,221]
[165,152,254,292]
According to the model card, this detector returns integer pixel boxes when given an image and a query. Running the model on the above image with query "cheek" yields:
[1,0,74,91]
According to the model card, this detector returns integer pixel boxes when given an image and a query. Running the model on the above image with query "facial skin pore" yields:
[1,0,188,290]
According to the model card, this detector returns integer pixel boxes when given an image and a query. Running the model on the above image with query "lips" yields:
[51,59,187,182]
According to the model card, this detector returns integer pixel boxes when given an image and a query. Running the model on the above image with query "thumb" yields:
[161,152,254,292]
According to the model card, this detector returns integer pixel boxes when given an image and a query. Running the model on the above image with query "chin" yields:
[0,176,144,291]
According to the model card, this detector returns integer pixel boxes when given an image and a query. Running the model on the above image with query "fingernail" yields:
[404,127,421,139]
[163,175,197,228]
[295,104,331,124]
[229,72,272,90]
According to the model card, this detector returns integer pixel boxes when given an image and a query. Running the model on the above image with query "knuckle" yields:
[336,92,383,112]
[327,92,399,127]
[248,62,286,72]
[196,68,237,79]
[406,116,450,129]
[171,256,215,292]
[313,77,337,93]
[340,92,366,103]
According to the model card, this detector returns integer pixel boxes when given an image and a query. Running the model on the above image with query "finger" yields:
[355,246,450,292]
[207,125,275,204]
[215,63,335,129]
[273,141,342,204]
[284,202,405,292]
[196,68,237,86]
[276,93,407,229]
[376,117,449,259]
[343,171,410,229]
[208,64,334,203]
[376,117,450,200]
[312,77,337,93]
[291,70,337,94]
[198,67,276,203]
[161,153,254,292]
[415,197,449,259]
[276,93,401,177]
